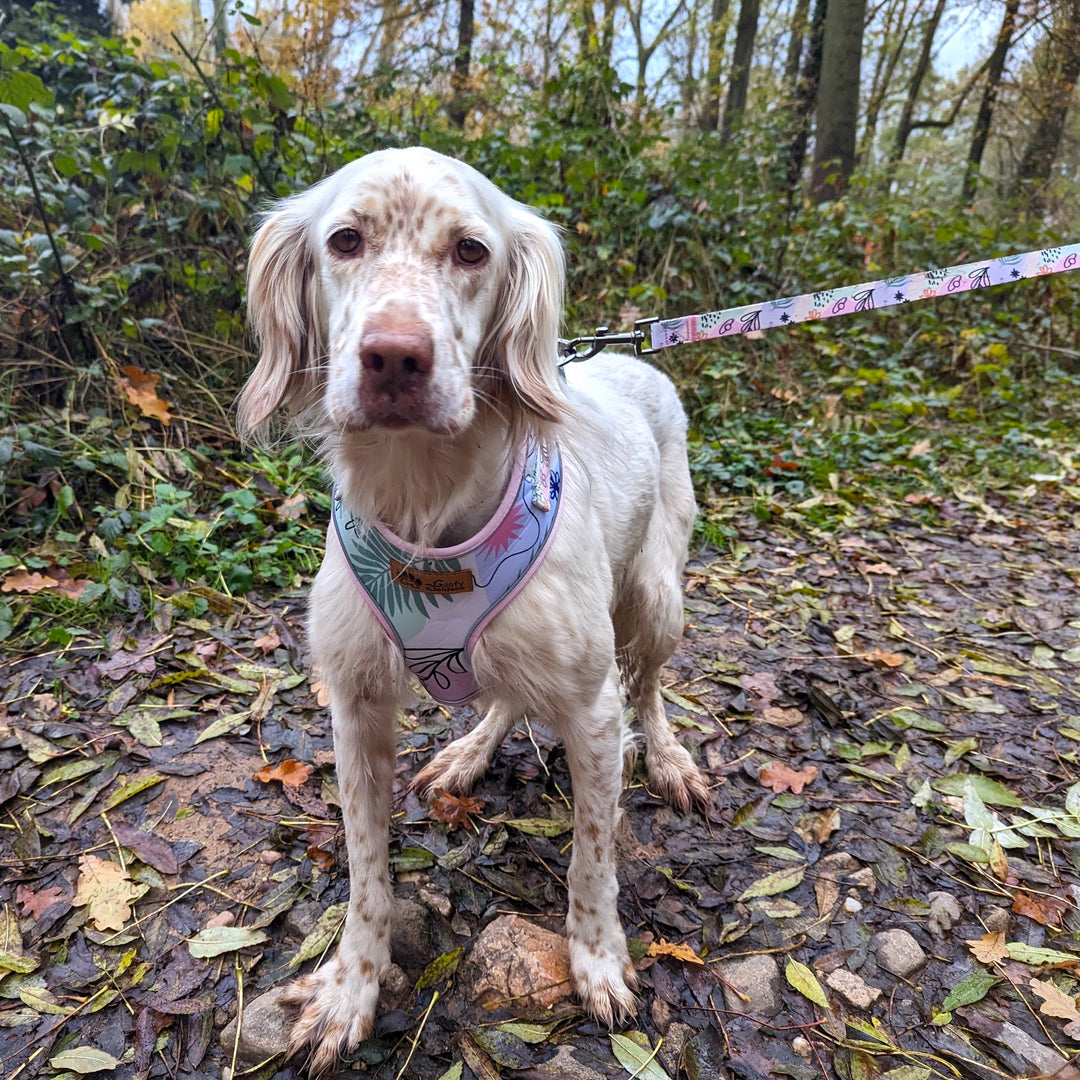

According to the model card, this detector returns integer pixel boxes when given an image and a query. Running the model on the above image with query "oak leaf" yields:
[966,931,1009,964]
[254,760,312,786]
[1,570,91,598]
[759,762,819,794]
[429,789,485,830]
[1030,978,1080,1038]
[865,648,904,668]
[72,855,140,931]
[120,365,172,425]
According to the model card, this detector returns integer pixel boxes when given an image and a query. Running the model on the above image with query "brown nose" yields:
[359,328,434,380]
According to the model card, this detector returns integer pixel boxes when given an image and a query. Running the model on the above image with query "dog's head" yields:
[237,147,568,442]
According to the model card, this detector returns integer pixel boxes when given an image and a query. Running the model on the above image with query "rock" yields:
[457,914,573,1014]
[717,953,782,1017]
[378,963,410,1012]
[419,885,453,918]
[842,896,863,913]
[219,985,292,1065]
[283,901,323,941]
[390,898,432,976]
[982,904,1011,933]
[526,1044,608,1079]
[872,929,926,977]
[656,1022,694,1076]
[825,968,882,1009]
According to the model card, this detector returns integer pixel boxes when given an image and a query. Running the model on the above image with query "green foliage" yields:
[2,21,1079,647]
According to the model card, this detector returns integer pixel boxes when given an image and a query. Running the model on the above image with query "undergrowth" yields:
[2,19,1079,648]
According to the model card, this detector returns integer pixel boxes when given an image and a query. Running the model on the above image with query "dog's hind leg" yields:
[615,452,710,813]
[411,702,515,798]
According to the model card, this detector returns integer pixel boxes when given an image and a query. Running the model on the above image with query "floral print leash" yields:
[559,243,1080,363]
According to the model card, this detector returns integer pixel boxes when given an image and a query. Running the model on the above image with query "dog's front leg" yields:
[556,668,638,1026]
[283,692,396,1076]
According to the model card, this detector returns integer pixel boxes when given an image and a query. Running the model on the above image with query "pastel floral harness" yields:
[332,440,562,706]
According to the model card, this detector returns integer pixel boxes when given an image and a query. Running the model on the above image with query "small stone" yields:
[458,914,573,1014]
[825,968,882,1009]
[792,1036,812,1059]
[527,1044,608,1079]
[390,898,433,976]
[843,896,863,913]
[205,910,235,929]
[283,901,322,941]
[378,963,410,1013]
[717,953,782,1017]
[219,985,292,1065]
[847,868,876,892]
[928,891,962,934]
[259,849,280,864]
[982,904,1011,933]
[872,929,927,977]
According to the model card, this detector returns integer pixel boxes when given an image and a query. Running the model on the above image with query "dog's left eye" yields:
[329,228,363,256]
[455,238,488,266]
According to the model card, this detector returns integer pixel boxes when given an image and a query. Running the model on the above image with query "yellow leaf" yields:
[119,365,173,425]
[785,958,829,1008]
[646,938,703,965]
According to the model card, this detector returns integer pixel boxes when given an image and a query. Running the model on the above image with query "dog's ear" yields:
[236,200,325,443]
[484,207,569,427]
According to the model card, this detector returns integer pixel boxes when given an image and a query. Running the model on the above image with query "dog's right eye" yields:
[329,228,363,256]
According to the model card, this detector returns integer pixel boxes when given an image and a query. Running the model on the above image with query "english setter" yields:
[238,146,710,1074]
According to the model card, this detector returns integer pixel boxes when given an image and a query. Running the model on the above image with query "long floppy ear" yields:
[483,205,569,428]
[236,199,325,443]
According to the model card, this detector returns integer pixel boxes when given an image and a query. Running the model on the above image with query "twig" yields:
[394,990,439,1080]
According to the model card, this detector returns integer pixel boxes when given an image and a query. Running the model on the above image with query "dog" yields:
[237,146,710,1074]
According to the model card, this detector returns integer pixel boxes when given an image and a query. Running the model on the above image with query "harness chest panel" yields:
[332,440,563,706]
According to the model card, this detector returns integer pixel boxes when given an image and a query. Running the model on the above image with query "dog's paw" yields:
[569,942,638,1028]
[646,743,711,813]
[281,957,381,1076]
[411,740,489,799]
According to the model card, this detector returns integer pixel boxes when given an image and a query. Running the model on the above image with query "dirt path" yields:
[3,491,1080,1079]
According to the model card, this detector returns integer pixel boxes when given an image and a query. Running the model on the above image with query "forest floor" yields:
[4,484,1080,1080]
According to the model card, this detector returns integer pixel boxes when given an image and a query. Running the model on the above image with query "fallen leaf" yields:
[254,759,313,787]
[865,648,905,668]
[1030,978,1080,1038]
[430,789,485,830]
[646,938,704,965]
[16,884,65,920]
[907,439,932,457]
[187,925,268,958]
[737,863,806,901]
[739,671,781,707]
[72,855,141,932]
[119,365,172,424]
[858,561,899,576]
[1,569,91,598]
[759,762,819,794]
[610,1031,672,1080]
[1012,890,1067,928]
[49,1047,122,1074]
[761,706,806,728]
[253,629,282,652]
[941,969,998,1010]
[966,931,1009,964]
[276,493,307,520]
[785,958,829,1007]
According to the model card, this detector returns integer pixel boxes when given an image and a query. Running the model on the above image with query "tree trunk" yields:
[785,0,828,194]
[701,0,732,131]
[810,0,866,202]
[720,0,761,144]
[891,0,947,165]
[1013,0,1080,208]
[782,0,812,95]
[448,0,475,129]
[962,0,1020,203]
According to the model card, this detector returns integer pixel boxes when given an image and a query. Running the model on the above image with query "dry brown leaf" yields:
[429,789,485,830]
[966,930,1009,964]
[72,855,139,931]
[1030,978,1080,1038]
[739,672,781,707]
[120,365,173,425]
[16,884,65,920]
[2,570,90,598]
[254,760,313,787]
[253,629,282,653]
[864,648,905,668]
[761,706,806,728]
[276,493,307,520]
[795,807,841,845]
[646,938,704,965]
[1013,890,1067,928]
[858,561,899,576]
[759,762,819,794]
[907,439,932,457]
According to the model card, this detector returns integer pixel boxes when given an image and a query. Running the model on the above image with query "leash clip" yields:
[559,318,659,365]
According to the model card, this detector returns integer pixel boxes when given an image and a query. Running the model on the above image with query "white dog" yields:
[238,146,710,1074]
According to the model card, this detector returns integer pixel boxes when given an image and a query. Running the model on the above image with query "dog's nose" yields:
[359,329,434,380]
